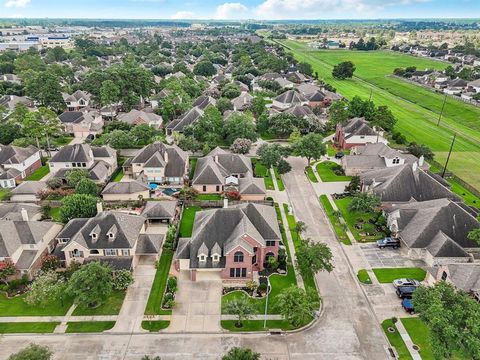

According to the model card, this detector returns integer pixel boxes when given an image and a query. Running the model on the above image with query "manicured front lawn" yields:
[273,167,285,191]
[144,249,174,316]
[0,188,10,201]
[274,203,292,261]
[25,164,50,181]
[52,135,74,146]
[72,290,126,316]
[0,322,60,334]
[316,161,351,182]
[49,207,61,222]
[319,195,351,245]
[305,166,318,183]
[357,269,372,284]
[381,319,413,360]
[142,320,170,332]
[66,321,115,333]
[0,292,72,317]
[252,158,274,190]
[179,206,201,238]
[196,194,223,200]
[221,319,298,331]
[334,197,386,242]
[372,268,426,283]
[111,169,124,182]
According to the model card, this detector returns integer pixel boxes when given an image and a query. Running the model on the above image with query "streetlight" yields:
[263,278,271,329]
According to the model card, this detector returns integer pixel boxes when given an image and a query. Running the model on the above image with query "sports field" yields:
[278,39,480,190]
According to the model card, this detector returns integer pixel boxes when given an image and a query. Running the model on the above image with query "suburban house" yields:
[360,163,460,203]
[192,148,266,200]
[62,90,91,111]
[117,109,163,129]
[342,143,426,176]
[0,95,34,113]
[123,142,188,186]
[9,181,47,202]
[0,203,42,221]
[0,74,20,84]
[384,198,479,266]
[48,144,117,183]
[444,78,467,95]
[0,219,63,278]
[426,263,480,301]
[192,95,216,110]
[175,203,281,282]
[59,111,104,139]
[57,210,163,269]
[166,107,204,135]
[272,90,308,110]
[141,200,179,224]
[0,144,42,188]
[335,118,388,150]
[101,180,150,201]
[232,92,253,111]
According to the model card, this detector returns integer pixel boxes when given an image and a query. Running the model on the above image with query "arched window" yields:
[233,251,244,263]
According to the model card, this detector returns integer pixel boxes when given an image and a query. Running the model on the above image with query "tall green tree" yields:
[223,112,257,145]
[222,347,260,360]
[332,61,356,79]
[24,70,65,112]
[25,271,67,306]
[296,239,334,279]
[60,194,98,223]
[293,133,326,166]
[224,298,255,328]
[274,286,319,327]
[67,262,113,308]
[8,344,52,360]
[348,192,381,213]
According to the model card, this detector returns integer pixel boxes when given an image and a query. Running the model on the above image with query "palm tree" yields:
[224,298,255,328]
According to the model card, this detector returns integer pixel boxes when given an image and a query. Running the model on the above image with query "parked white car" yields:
[392,278,421,288]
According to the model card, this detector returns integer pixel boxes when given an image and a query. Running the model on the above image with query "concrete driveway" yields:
[360,243,425,268]
[168,272,222,333]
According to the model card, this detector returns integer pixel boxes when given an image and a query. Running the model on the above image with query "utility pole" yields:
[369,88,373,101]
[437,93,447,126]
[441,133,456,178]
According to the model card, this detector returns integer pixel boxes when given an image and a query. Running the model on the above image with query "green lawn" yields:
[66,321,115,333]
[72,290,126,316]
[357,269,372,284]
[273,167,285,191]
[280,40,480,191]
[52,135,74,146]
[25,164,50,181]
[334,197,386,242]
[179,206,201,238]
[196,194,223,200]
[0,292,72,317]
[222,264,297,315]
[372,268,426,283]
[0,188,10,201]
[447,178,480,207]
[221,319,298,331]
[141,320,170,332]
[48,207,61,222]
[274,203,292,261]
[381,319,413,360]
[319,195,351,245]
[316,161,351,182]
[144,249,174,316]
[0,322,60,334]
[252,158,274,190]
[111,169,124,182]
[189,158,197,179]
[306,166,318,183]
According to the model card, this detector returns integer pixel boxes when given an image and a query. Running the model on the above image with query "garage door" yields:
[196,270,222,281]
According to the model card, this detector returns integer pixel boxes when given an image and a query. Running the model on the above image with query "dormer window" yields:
[212,254,220,262]
[89,224,101,242]
[199,255,206,262]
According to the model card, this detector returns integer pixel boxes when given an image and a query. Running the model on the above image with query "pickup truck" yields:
[396,285,416,299]
[376,237,400,249]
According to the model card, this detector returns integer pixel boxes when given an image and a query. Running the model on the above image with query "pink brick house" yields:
[335,117,387,150]
[175,203,281,282]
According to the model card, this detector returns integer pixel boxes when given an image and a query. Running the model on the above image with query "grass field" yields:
[25,164,49,181]
[221,319,298,331]
[0,322,60,334]
[252,158,275,190]
[196,194,223,200]
[111,169,124,182]
[381,319,412,360]
[72,290,125,316]
[319,195,350,245]
[306,166,318,182]
[66,321,115,333]
[357,269,372,284]
[142,320,170,332]
[0,292,72,317]
[279,40,480,191]
[316,161,352,182]
[179,206,201,238]
[144,249,174,316]
[372,268,426,283]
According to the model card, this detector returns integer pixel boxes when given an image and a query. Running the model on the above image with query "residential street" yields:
[0,156,390,360]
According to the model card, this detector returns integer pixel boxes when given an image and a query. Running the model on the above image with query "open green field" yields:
[279,40,480,190]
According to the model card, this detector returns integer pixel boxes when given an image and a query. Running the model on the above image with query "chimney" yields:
[418,155,424,167]
[21,208,28,221]
[214,155,219,163]
[412,162,418,172]
[164,150,169,163]
[96,201,103,214]
[223,198,228,208]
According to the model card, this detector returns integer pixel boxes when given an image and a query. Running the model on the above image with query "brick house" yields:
[335,117,387,150]
[175,203,281,282]
[0,145,42,188]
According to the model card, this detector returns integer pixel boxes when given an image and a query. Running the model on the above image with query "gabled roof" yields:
[340,117,377,137]
[0,145,39,166]
[50,144,93,163]
[274,90,307,105]
[141,201,177,219]
[0,220,57,257]
[131,142,188,178]
[101,180,150,195]
[166,107,203,132]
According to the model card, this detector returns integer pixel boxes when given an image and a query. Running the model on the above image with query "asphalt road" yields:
[0,156,390,360]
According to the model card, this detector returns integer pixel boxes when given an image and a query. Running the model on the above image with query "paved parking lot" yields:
[360,243,425,268]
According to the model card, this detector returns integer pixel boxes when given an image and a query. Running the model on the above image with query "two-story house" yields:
[192,147,266,200]
[175,203,281,282]
[48,144,117,183]
[117,110,163,129]
[59,110,104,139]
[0,145,42,188]
[62,90,91,111]
[123,142,188,186]
[335,117,387,150]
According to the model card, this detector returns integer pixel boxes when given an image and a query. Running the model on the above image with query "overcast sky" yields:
[1,0,479,20]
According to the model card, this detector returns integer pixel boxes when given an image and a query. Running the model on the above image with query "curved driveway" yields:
[0,157,389,360]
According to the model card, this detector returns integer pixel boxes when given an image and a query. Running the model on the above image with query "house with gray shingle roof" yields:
[123,142,188,186]
[62,90,91,111]
[59,211,163,269]
[141,200,178,224]
[0,144,42,188]
[384,198,479,266]
[335,117,387,150]
[175,203,281,282]
[117,109,163,129]
[272,90,308,110]
[165,107,203,135]
[101,180,150,201]
[192,148,265,200]
[426,263,480,301]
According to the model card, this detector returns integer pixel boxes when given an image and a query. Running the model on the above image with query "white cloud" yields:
[214,2,249,19]
[171,11,194,19]
[254,0,430,19]
[4,0,30,8]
